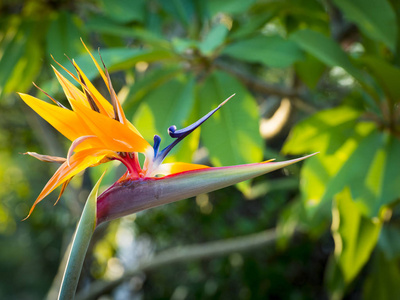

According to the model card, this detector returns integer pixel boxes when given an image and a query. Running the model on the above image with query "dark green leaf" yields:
[294,53,325,89]
[99,0,146,24]
[46,11,84,63]
[333,0,397,51]
[197,71,263,166]
[208,0,256,15]
[222,35,304,68]
[290,29,364,82]
[363,250,400,300]
[71,48,175,80]
[361,56,400,103]
[378,225,400,261]
[133,75,196,142]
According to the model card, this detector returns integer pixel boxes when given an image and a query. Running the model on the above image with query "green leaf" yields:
[283,105,362,155]
[199,24,229,55]
[123,66,182,117]
[46,11,84,63]
[133,75,196,142]
[321,129,384,216]
[85,17,171,49]
[99,0,145,24]
[333,0,397,51]
[197,71,263,166]
[378,225,400,261]
[332,188,382,283]
[378,136,400,210]
[294,53,326,89]
[290,29,364,82]
[361,56,400,103]
[363,251,400,300]
[208,0,256,15]
[70,48,175,80]
[222,35,304,68]
[0,18,42,95]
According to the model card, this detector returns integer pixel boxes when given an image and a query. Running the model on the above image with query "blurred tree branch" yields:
[76,228,282,300]
[214,60,317,114]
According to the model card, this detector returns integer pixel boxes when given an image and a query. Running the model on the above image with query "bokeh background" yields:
[1,0,400,299]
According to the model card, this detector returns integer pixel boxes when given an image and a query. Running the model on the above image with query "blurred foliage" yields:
[1,0,400,299]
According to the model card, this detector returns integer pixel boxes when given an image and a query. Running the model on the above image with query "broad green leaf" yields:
[361,56,400,103]
[283,105,362,155]
[378,136,400,209]
[294,53,325,89]
[363,251,400,300]
[123,66,182,117]
[209,0,256,15]
[0,18,42,95]
[333,0,397,51]
[378,225,400,261]
[159,0,195,28]
[290,29,364,82]
[46,11,84,63]
[85,17,170,49]
[222,35,304,68]
[321,129,384,216]
[133,75,196,143]
[332,188,382,283]
[70,48,175,80]
[197,71,263,166]
[229,13,275,40]
[199,24,229,55]
[99,0,145,24]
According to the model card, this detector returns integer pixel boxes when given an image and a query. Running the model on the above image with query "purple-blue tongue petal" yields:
[155,94,235,163]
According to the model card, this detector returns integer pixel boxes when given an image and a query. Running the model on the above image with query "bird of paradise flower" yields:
[19,41,314,299]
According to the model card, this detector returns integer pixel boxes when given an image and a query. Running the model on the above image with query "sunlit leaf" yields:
[283,106,362,155]
[332,188,382,283]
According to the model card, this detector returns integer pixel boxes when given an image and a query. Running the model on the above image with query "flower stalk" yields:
[58,174,103,300]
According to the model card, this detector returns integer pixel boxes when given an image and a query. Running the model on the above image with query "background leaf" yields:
[333,0,397,51]
[332,188,382,283]
[198,71,263,166]
[223,35,304,68]
[290,29,364,82]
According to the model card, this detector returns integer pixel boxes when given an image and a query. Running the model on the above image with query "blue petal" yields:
[155,94,235,164]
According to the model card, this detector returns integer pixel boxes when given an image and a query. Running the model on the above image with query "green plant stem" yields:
[58,175,103,299]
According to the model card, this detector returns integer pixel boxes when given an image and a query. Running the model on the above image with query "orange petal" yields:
[81,39,109,89]
[72,60,115,118]
[19,93,91,141]
[51,66,91,109]
[71,99,150,152]
[25,148,115,219]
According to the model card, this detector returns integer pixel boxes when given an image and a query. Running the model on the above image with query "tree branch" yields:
[76,229,279,300]
[214,60,317,114]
